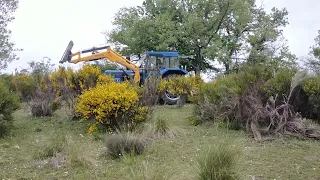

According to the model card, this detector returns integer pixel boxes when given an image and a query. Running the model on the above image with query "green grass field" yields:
[1,105,320,180]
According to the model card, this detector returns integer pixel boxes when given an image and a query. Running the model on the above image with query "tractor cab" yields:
[142,51,180,70]
[105,50,187,84]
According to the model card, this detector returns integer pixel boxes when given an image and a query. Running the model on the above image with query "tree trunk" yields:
[195,66,201,76]
[224,62,230,75]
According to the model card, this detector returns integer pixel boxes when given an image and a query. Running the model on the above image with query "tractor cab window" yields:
[146,55,164,69]
[163,56,179,68]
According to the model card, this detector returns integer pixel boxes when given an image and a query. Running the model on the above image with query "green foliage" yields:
[105,132,148,158]
[107,0,292,74]
[0,81,20,137]
[306,30,320,73]
[263,68,297,96]
[197,141,240,180]
[303,75,320,96]
[11,74,36,101]
[302,74,320,122]
[0,0,21,71]
[92,61,119,73]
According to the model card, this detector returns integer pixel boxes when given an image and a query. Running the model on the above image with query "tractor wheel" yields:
[160,74,183,105]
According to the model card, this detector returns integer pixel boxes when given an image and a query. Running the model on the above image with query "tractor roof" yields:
[146,51,179,57]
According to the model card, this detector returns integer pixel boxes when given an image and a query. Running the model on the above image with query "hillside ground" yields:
[0,105,319,180]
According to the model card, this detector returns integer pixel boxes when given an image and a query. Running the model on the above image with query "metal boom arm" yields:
[59,41,140,83]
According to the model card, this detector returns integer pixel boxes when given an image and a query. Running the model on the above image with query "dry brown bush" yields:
[27,76,60,117]
[137,72,160,115]
[196,70,320,141]
[232,72,320,141]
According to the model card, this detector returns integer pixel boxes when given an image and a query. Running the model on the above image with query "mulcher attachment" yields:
[59,40,74,63]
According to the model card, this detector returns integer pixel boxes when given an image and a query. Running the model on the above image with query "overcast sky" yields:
[4,0,320,73]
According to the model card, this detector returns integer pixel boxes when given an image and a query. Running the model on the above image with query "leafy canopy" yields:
[106,0,294,75]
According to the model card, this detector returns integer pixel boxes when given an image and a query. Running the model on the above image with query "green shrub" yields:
[0,81,20,137]
[263,68,297,96]
[192,64,296,125]
[10,74,37,101]
[191,74,242,124]
[192,63,320,140]
[302,74,320,122]
[105,132,148,158]
[197,141,240,180]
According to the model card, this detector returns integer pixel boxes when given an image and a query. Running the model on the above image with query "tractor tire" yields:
[160,74,183,105]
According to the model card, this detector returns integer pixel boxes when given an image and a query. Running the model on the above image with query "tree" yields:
[306,30,320,73]
[246,6,295,64]
[0,0,20,71]
[106,0,295,75]
[207,2,296,74]
[205,0,256,74]
[92,60,119,72]
[106,0,234,75]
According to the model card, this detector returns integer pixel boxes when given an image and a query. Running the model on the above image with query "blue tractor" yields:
[59,41,189,105]
[104,51,189,104]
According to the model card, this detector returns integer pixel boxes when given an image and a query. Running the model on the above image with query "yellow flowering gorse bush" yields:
[158,75,203,96]
[75,64,101,90]
[50,66,75,96]
[75,80,148,134]
[97,74,115,85]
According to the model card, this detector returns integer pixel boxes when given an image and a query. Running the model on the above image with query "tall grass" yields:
[197,141,241,180]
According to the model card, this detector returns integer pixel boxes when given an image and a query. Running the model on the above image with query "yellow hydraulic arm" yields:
[59,41,141,84]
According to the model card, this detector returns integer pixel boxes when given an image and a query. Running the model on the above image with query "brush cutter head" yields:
[59,40,74,64]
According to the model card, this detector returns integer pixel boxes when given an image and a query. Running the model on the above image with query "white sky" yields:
[4,0,320,73]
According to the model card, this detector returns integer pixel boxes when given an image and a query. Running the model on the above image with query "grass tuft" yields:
[105,132,148,158]
[197,140,241,180]
[129,160,170,180]
[152,116,177,139]
[33,132,67,160]
[154,116,169,135]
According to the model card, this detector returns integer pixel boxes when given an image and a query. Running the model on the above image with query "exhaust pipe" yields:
[59,40,74,64]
